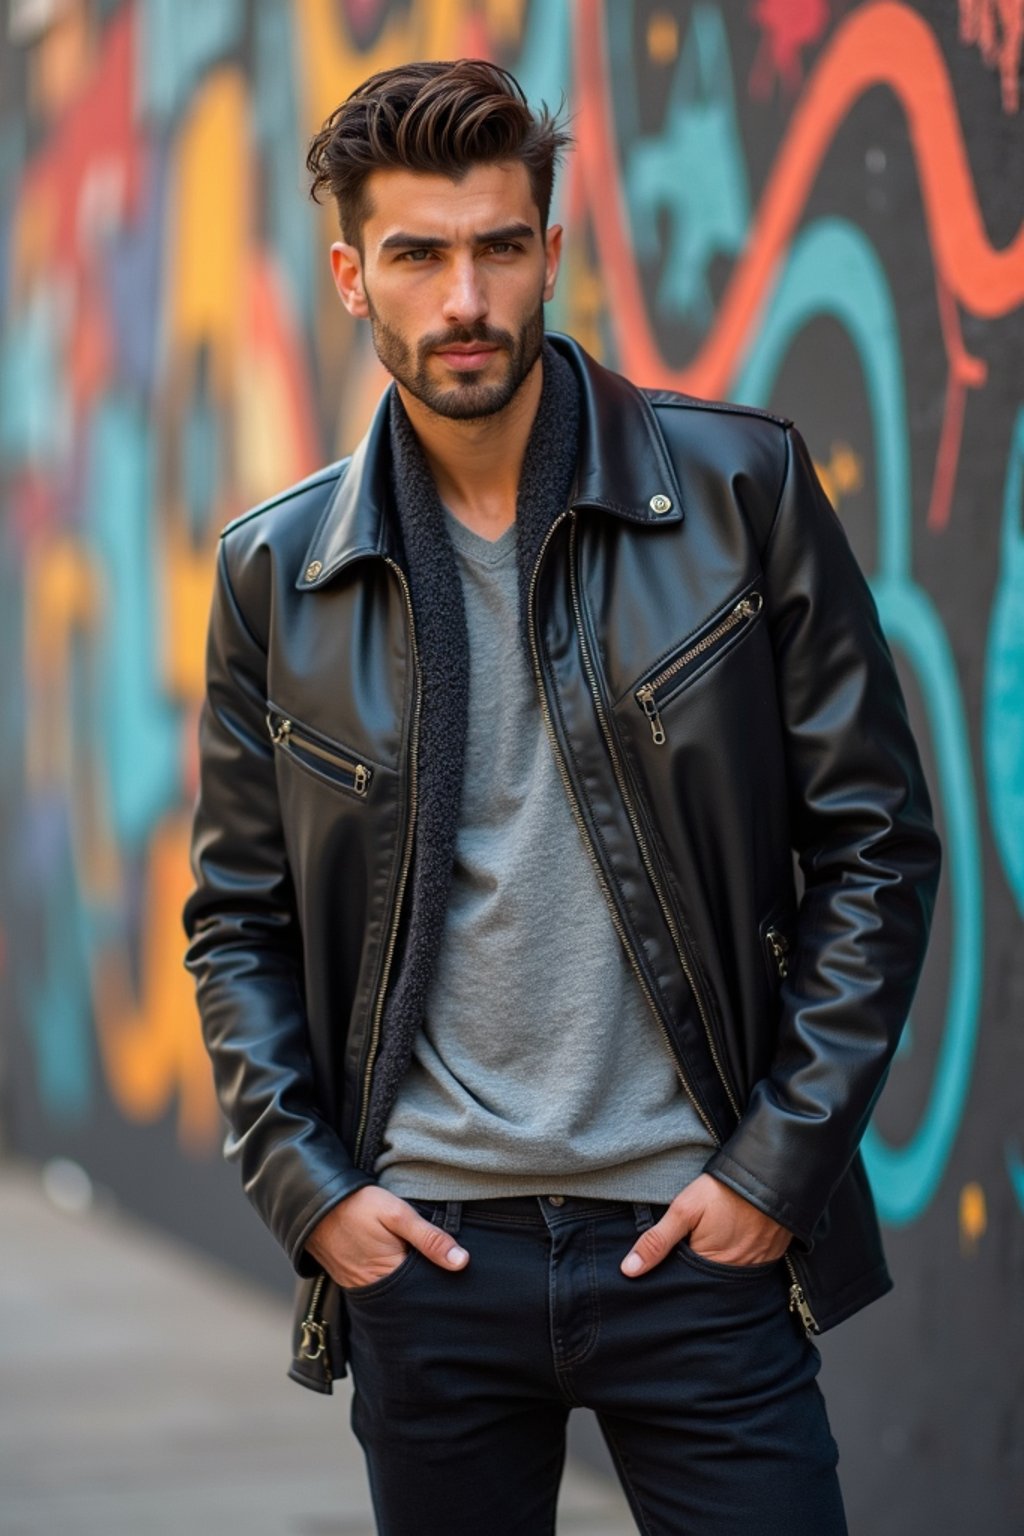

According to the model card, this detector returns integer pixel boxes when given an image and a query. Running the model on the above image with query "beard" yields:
[365,291,545,421]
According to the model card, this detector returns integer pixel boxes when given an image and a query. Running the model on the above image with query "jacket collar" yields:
[296,330,683,592]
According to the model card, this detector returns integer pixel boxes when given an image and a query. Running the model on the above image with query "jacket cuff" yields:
[285,1169,380,1278]
[702,1148,818,1249]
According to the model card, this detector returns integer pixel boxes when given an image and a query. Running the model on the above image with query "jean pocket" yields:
[338,1245,421,1302]
[673,1241,781,1281]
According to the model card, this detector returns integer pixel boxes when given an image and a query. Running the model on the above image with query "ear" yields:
[330,241,369,318]
[542,223,563,302]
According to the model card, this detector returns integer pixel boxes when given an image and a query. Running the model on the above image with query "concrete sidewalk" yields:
[0,1160,635,1535]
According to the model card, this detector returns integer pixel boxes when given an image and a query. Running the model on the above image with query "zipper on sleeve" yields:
[266,708,371,796]
[635,589,763,745]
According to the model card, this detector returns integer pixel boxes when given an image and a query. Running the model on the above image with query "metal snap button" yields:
[547,1195,565,1207]
[305,559,323,581]
[649,494,672,515]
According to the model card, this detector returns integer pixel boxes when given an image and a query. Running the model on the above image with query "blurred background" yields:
[0,1,1022,1532]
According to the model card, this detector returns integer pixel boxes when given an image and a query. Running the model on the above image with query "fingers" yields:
[393,1204,469,1271]
[621,1201,692,1277]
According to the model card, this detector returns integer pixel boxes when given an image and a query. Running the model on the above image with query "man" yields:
[183,58,942,1535]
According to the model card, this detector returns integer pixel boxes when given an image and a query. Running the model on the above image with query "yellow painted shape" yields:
[29,0,95,122]
[161,522,219,703]
[297,0,422,132]
[92,810,220,1153]
[480,0,526,47]
[647,11,680,65]
[958,1181,987,1256]
[816,443,863,510]
[24,536,100,792]
[167,67,250,373]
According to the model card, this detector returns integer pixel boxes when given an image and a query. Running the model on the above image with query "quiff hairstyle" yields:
[306,59,573,252]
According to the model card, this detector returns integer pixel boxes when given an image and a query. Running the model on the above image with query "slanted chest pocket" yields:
[633,581,764,746]
[265,703,373,800]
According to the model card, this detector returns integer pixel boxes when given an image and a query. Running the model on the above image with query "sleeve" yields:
[182,536,376,1276]
[703,422,943,1247]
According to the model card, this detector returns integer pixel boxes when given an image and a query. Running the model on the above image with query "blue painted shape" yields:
[623,4,750,325]
[739,219,982,1225]
[505,0,574,333]
[19,799,95,1121]
[253,0,316,333]
[137,0,245,123]
[1006,1140,1024,1212]
[104,140,170,397]
[83,398,180,848]
[0,290,68,468]
[983,405,1024,916]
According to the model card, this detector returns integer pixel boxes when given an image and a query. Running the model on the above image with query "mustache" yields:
[420,324,513,354]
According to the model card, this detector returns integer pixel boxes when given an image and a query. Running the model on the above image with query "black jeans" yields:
[344,1194,848,1536]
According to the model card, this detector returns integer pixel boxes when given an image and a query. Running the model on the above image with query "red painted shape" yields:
[959,0,1024,113]
[573,0,1023,539]
[15,6,146,415]
[748,0,833,98]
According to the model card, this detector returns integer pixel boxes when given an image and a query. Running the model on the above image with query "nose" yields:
[441,255,488,328]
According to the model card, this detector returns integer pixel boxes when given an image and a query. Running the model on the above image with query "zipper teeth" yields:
[352,558,422,1168]
[303,1271,326,1324]
[526,514,706,1125]
[569,516,740,1130]
[638,592,760,702]
[298,1271,329,1367]
[785,1257,818,1332]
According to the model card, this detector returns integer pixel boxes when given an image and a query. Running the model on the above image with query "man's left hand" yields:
[620,1173,792,1276]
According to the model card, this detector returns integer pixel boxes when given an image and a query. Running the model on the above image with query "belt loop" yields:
[441,1199,462,1236]
[633,1201,654,1233]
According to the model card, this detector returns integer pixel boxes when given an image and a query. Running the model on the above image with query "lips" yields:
[435,345,500,368]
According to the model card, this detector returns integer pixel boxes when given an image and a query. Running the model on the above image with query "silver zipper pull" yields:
[789,1280,820,1334]
[298,1317,327,1362]
[766,926,790,977]
[266,713,292,747]
[354,764,370,796]
[636,685,666,745]
[737,591,763,618]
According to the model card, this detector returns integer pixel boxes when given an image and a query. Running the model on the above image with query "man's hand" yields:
[620,1173,791,1276]
[305,1186,469,1290]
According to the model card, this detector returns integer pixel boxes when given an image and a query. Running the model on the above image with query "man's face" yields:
[330,161,562,421]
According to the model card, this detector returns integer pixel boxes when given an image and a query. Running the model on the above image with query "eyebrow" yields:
[378,222,537,253]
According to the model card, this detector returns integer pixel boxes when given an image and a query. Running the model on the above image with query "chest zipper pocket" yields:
[635,587,763,746]
[266,706,372,798]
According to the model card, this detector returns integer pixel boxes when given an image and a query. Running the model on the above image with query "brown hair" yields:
[306,59,573,250]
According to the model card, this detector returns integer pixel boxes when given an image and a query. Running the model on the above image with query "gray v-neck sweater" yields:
[372,506,715,1201]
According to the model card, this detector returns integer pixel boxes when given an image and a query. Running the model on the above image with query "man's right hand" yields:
[303,1185,469,1290]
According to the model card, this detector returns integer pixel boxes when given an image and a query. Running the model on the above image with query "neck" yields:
[393,354,544,537]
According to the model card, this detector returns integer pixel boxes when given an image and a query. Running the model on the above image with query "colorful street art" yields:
[1,4,1021,1524]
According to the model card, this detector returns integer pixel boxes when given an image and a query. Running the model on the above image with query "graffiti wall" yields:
[1,1,1021,1528]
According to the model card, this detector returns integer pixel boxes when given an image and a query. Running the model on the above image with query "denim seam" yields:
[558,1223,602,1370]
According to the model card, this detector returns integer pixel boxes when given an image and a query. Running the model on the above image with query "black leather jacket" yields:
[183,332,941,1393]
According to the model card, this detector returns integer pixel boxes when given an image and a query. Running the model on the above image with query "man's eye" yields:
[487,242,518,255]
[398,249,433,262]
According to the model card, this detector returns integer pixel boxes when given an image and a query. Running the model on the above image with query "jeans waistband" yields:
[407,1194,659,1236]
